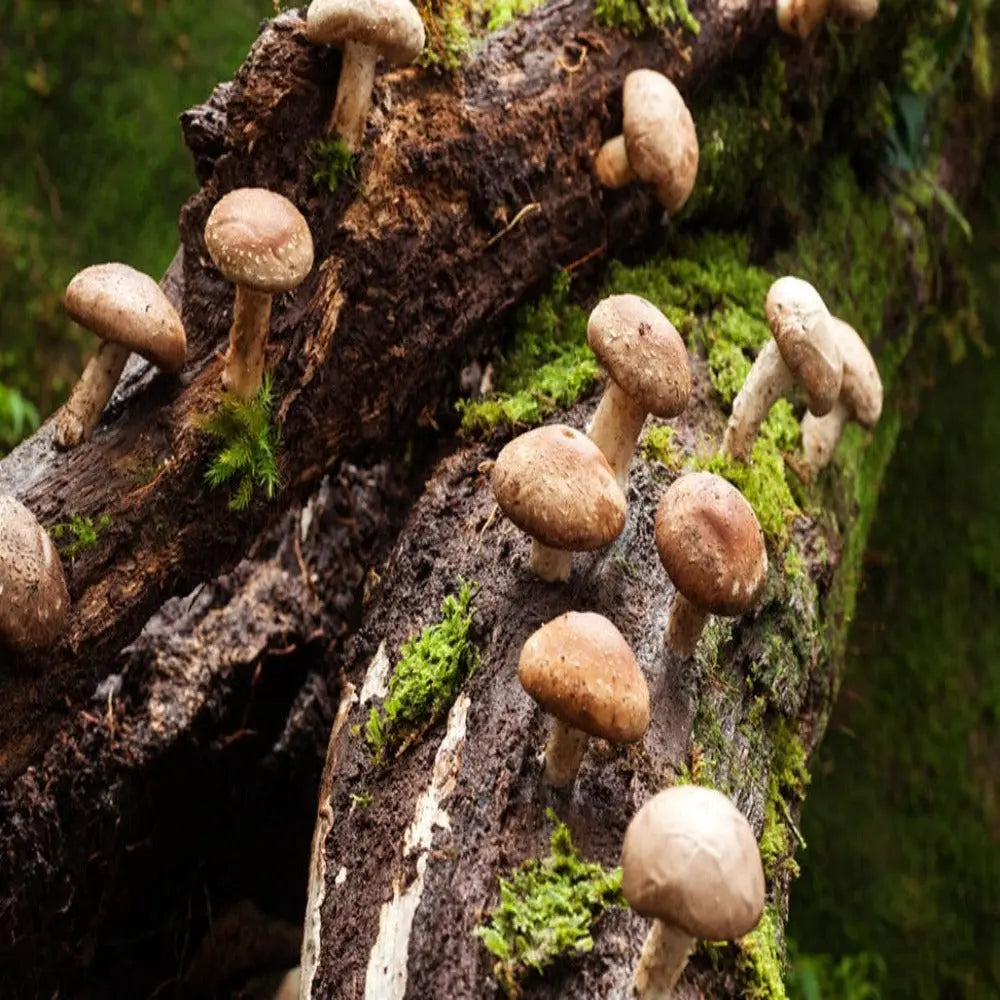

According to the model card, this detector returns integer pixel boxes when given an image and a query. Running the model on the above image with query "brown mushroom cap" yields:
[829,317,882,427]
[622,785,765,939]
[655,472,767,616]
[492,424,627,551]
[0,496,69,653]
[306,0,426,65]
[64,263,186,372]
[587,295,692,418]
[204,189,314,294]
[765,276,843,416]
[518,611,649,742]
[622,69,699,214]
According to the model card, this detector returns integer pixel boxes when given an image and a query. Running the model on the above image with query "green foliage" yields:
[366,581,479,759]
[0,383,40,456]
[640,424,678,468]
[593,0,699,35]
[786,945,886,1000]
[737,908,788,1000]
[50,512,111,559]
[475,808,624,997]
[310,136,358,192]
[485,0,546,31]
[198,376,281,511]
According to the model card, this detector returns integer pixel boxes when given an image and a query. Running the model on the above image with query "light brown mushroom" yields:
[776,0,831,36]
[0,495,69,653]
[586,294,692,490]
[55,263,186,449]
[306,0,425,151]
[492,424,626,582]
[594,69,699,215]
[721,276,843,462]
[622,785,765,997]
[204,188,314,401]
[655,472,767,659]
[801,316,883,472]
[518,611,649,786]
[831,0,878,22]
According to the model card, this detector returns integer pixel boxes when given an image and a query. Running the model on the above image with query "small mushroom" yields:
[204,189,314,401]
[586,294,692,490]
[721,276,843,462]
[492,424,626,582]
[55,263,186,449]
[655,472,767,659]
[831,0,878,22]
[776,0,831,36]
[518,611,649,786]
[622,784,765,998]
[801,316,883,472]
[306,0,425,151]
[0,495,69,653]
[594,69,699,215]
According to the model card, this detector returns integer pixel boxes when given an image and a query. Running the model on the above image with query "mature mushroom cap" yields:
[830,316,883,427]
[655,472,767,616]
[621,785,765,940]
[492,425,627,551]
[307,0,426,64]
[0,496,69,652]
[587,295,692,418]
[519,612,649,742]
[765,276,843,415]
[64,263,186,372]
[204,189,314,294]
[622,70,699,214]
[776,0,831,36]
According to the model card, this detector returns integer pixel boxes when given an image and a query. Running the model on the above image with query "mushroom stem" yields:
[543,720,589,786]
[801,400,849,473]
[594,135,637,189]
[721,339,795,462]
[329,40,378,152]
[665,592,708,660]
[530,540,573,582]
[588,381,648,489]
[222,285,273,401]
[55,340,132,449]
[632,919,695,999]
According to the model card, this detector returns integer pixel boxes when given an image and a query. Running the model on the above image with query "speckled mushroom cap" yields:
[829,316,883,427]
[307,0,426,65]
[655,472,767,616]
[492,424,626,551]
[765,276,843,416]
[64,263,186,372]
[204,189,314,294]
[587,295,692,418]
[0,495,69,653]
[621,784,765,940]
[622,69,699,214]
[518,612,649,742]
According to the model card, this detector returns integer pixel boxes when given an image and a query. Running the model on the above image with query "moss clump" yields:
[417,0,471,71]
[759,719,810,880]
[485,0,546,31]
[366,581,479,759]
[50,512,111,559]
[475,808,625,997]
[641,423,679,469]
[310,136,358,193]
[197,375,281,511]
[593,0,699,36]
[737,907,788,1000]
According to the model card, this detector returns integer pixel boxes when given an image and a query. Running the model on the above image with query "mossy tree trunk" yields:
[0,1,993,997]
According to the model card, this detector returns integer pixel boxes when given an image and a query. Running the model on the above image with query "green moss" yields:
[310,136,358,193]
[640,423,679,469]
[485,0,546,31]
[366,580,479,760]
[737,907,788,1000]
[417,0,471,71]
[50,512,111,559]
[475,808,625,997]
[759,719,810,880]
[196,375,281,511]
[593,0,699,35]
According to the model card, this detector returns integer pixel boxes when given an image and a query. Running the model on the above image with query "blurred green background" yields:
[0,2,997,997]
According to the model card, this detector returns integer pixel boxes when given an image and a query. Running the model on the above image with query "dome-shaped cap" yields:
[0,496,69,653]
[518,611,649,742]
[204,189,314,294]
[587,295,692,418]
[64,263,186,372]
[621,785,765,940]
[655,472,767,616]
[306,0,426,65]
[765,277,842,416]
[492,424,626,551]
[622,69,699,214]
[829,316,882,428]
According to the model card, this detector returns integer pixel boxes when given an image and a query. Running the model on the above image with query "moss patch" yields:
[475,808,624,997]
[593,0,699,35]
[366,580,480,760]
[50,512,111,559]
[738,907,788,1000]
[640,423,679,469]
[310,136,358,193]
